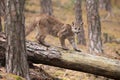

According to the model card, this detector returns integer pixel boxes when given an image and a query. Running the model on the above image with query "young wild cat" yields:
[26,14,81,52]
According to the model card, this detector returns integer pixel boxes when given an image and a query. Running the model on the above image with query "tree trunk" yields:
[5,0,30,80]
[0,0,5,32]
[74,0,86,45]
[99,0,113,19]
[106,0,112,11]
[99,0,112,11]
[105,0,113,18]
[40,0,53,16]
[0,39,120,79]
[0,17,2,32]
[99,0,106,9]
[86,0,103,54]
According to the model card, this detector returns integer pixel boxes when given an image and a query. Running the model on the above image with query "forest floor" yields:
[25,0,120,80]
[1,0,120,80]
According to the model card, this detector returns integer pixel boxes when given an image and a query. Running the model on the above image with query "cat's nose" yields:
[76,32,80,34]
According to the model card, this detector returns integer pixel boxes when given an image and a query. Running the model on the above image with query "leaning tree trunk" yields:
[5,0,30,80]
[74,0,86,45]
[40,0,53,16]
[86,0,103,54]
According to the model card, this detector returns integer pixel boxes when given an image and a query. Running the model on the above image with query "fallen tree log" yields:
[0,33,120,79]
[26,41,120,79]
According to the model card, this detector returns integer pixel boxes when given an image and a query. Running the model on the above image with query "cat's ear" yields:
[80,22,83,25]
[72,21,74,25]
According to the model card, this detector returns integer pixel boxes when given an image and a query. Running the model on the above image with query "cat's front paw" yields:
[62,46,69,50]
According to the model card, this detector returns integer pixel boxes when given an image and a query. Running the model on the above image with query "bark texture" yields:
[0,0,5,32]
[5,0,30,80]
[99,0,113,18]
[40,0,53,15]
[0,17,2,32]
[99,0,112,12]
[74,0,86,45]
[86,0,103,54]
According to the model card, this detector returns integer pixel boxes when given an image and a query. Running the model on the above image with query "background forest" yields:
[26,0,120,58]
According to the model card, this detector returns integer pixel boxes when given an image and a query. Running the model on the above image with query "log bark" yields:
[0,34,120,79]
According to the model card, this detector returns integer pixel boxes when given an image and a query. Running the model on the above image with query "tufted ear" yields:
[72,21,75,25]
[80,22,83,25]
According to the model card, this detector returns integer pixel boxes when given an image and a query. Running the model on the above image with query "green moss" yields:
[6,74,25,80]
[16,76,23,80]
